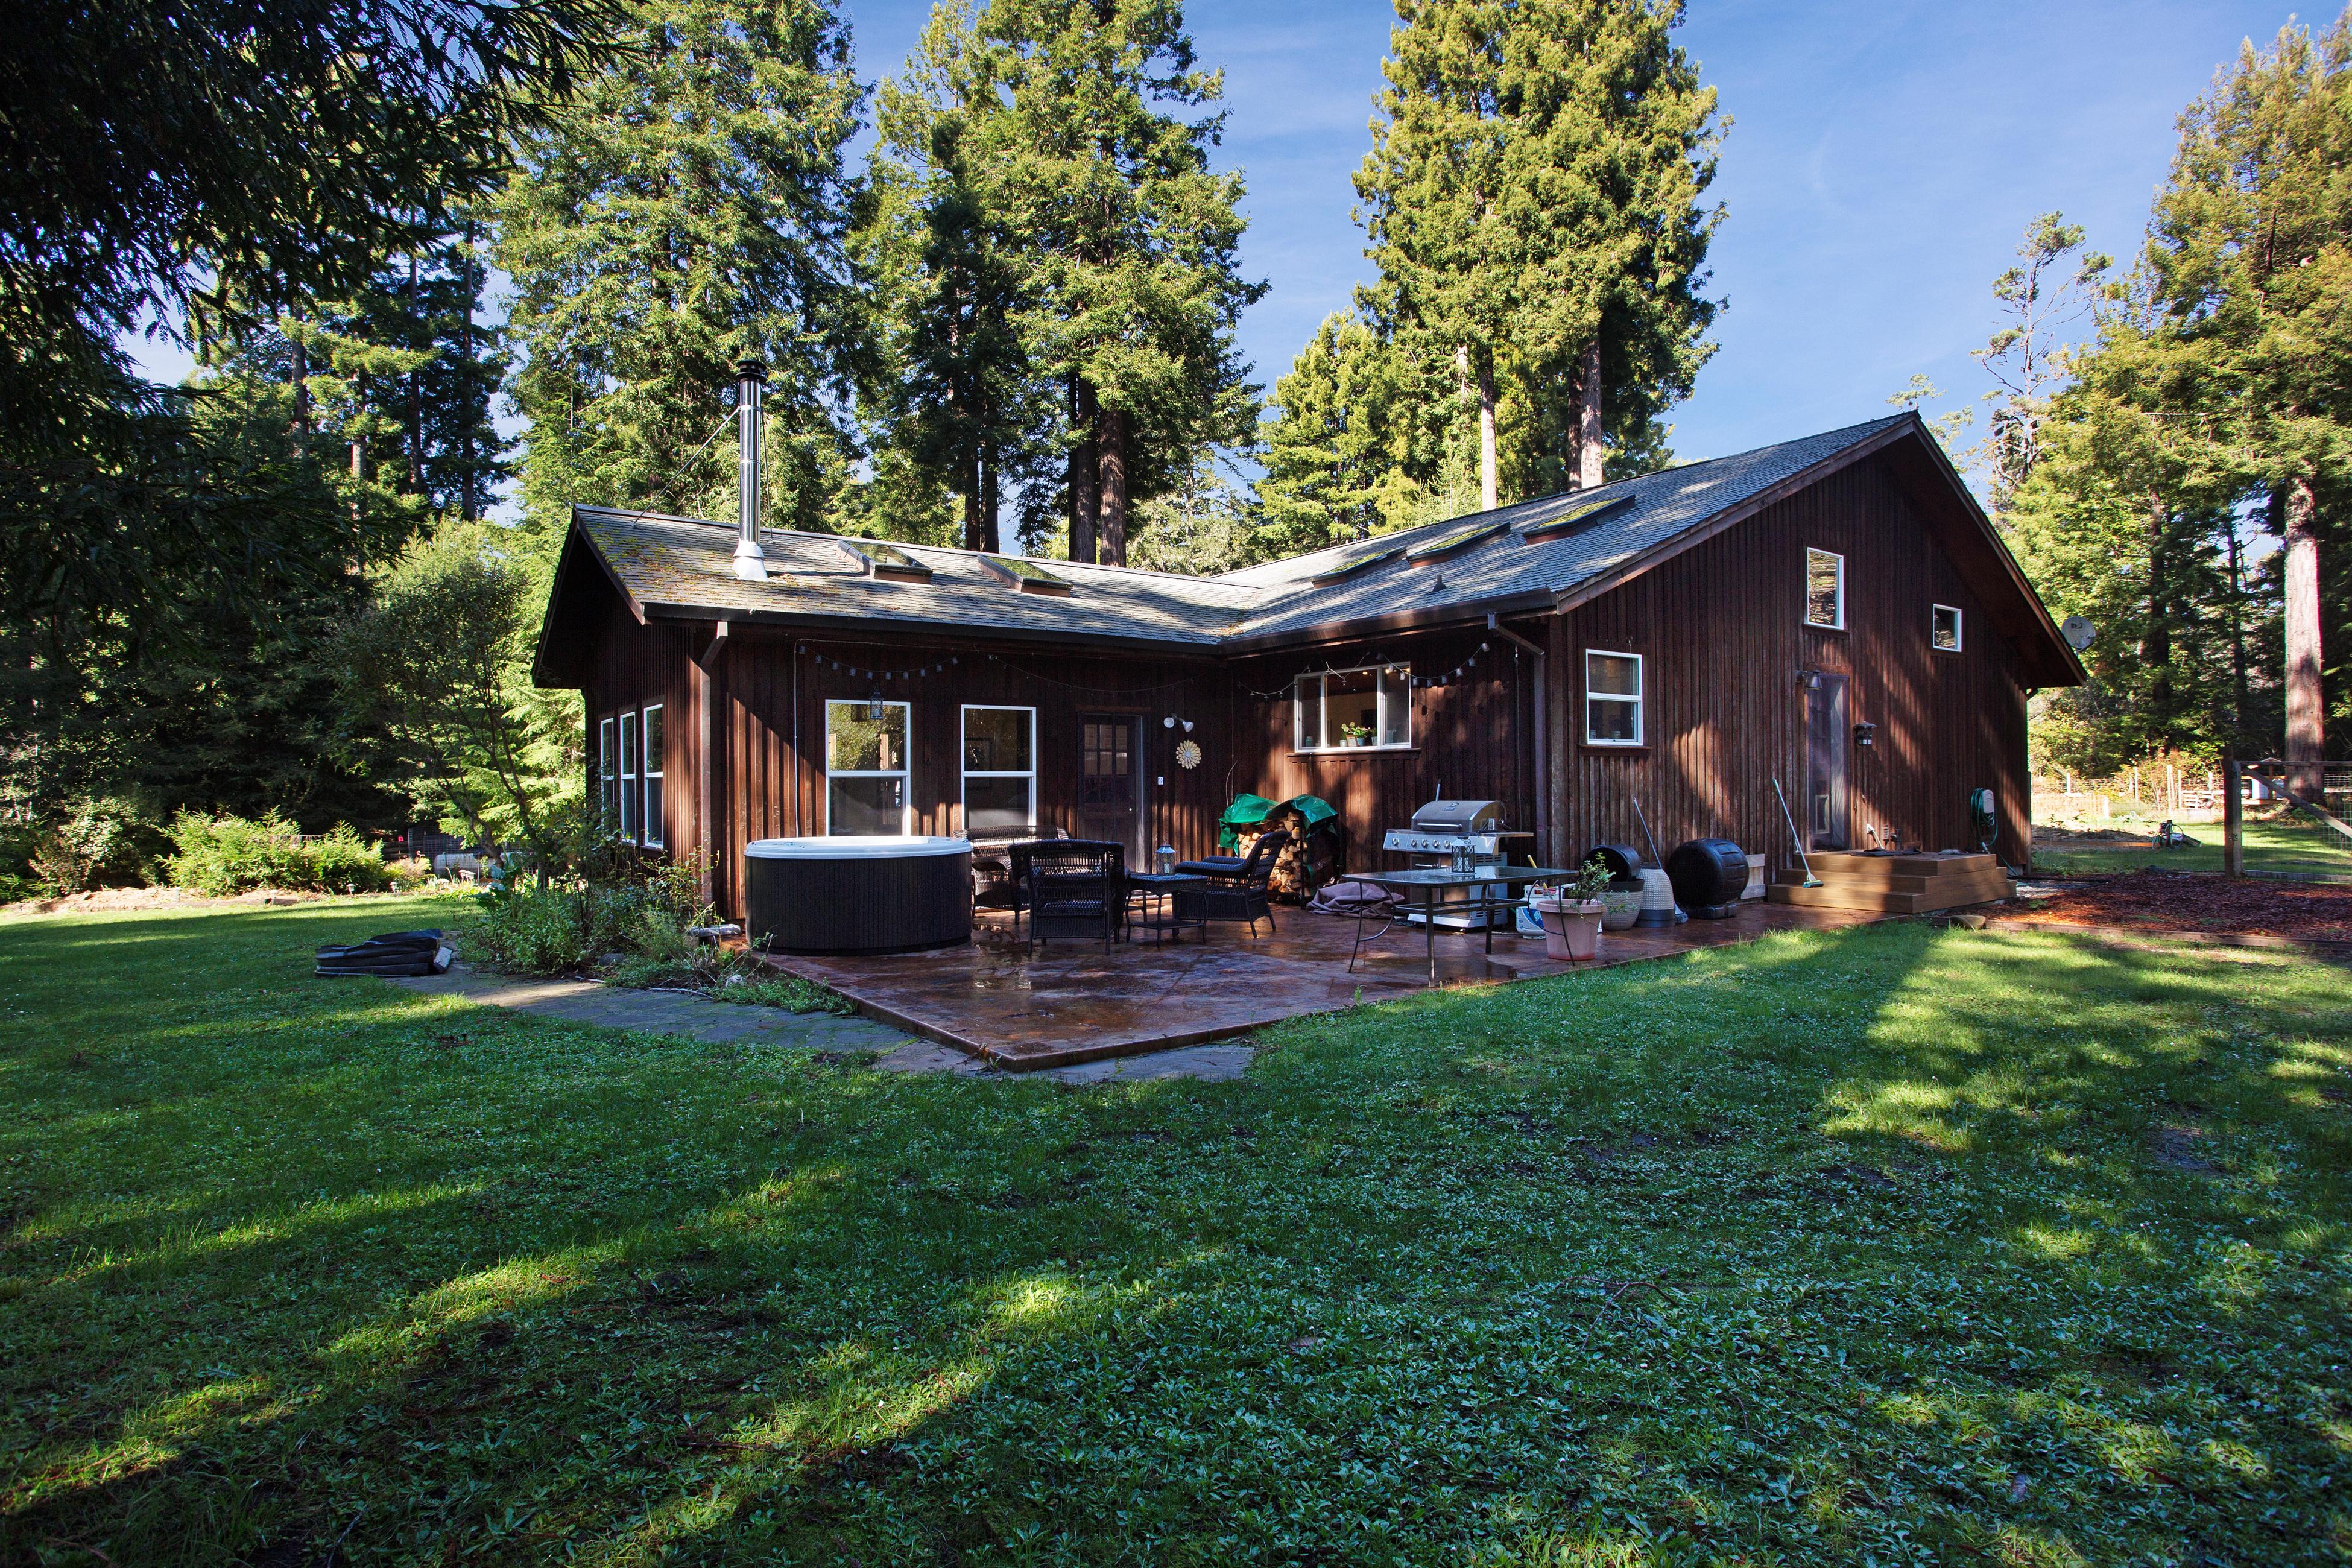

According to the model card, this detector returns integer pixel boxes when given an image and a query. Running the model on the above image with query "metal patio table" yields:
[1341,866,1572,987]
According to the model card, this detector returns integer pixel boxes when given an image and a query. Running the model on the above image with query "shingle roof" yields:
[551,413,2015,661]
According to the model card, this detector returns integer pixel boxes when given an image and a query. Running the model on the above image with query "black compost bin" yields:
[1664,838,1747,919]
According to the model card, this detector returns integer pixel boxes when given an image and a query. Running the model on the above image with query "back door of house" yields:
[1806,674,1850,850]
[1077,713,1144,866]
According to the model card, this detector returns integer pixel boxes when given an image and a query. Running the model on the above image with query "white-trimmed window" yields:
[961,706,1035,834]
[1293,663,1412,751]
[1806,548,1845,630]
[640,703,665,847]
[598,716,616,830]
[827,698,910,835]
[618,710,639,839]
[1584,650,1644,747]
[1932,604,1963,653]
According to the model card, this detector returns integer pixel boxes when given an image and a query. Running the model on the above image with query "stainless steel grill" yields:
[1382,799,1535,928]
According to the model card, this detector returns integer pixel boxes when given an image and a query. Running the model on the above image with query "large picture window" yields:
[1806,548,1845,630]
[827,699,910,835]
[1292,663,1412,751]
[618,710,639,839]
[1584,650,1644,747]
[961,706,1035,833]
[640,703,665,848]
[1932,604,1963,653]
[598,716,616,830]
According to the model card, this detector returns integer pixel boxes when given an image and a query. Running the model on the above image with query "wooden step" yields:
[1772,867,2001,896]
[1768,868,2014,914]
[1793,852,1997,882]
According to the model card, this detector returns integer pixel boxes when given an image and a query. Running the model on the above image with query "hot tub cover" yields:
[746,835,971,859]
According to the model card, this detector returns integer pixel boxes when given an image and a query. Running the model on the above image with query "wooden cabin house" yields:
[532,405,2082,922]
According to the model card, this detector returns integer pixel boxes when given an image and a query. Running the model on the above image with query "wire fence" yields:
[2029,759,2352,882]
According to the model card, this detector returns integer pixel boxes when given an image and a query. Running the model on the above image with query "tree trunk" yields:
[980,442,1001,555]
[1576,339,1605,490]
[2284,470,2325,801]
[1068,376,1099,563]
[406,251,423,493]
[460,221,478,520]
[2141,490,2173,741]
[1098,405,1129,566]
[1476,351,1498,513]
[289,333,311,448]
[960,443,983,553]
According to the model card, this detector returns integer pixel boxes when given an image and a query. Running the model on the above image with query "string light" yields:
[812,653,961,681]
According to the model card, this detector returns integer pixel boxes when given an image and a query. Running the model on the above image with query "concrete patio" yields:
[762,898,1885,1071]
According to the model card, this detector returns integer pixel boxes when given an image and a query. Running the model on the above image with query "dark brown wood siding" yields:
[1545,452,2031,871]
[580,595,707,865]
[1228,625,1541,865]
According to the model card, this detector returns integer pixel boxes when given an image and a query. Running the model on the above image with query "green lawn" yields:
[3,897,2348,1564]
[2031,807,2352,879]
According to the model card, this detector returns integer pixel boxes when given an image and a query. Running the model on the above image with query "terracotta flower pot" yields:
[1531,896,1605,961]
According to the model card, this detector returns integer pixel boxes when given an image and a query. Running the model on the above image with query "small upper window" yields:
[1932,604,1962,653]
[1584,650,1643,747]
[1806,548,1845,630]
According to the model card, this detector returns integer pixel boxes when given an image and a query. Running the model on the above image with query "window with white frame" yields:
[1932,604,1963,653]
[1584,650,1644,746]
[598,716,616,830]
[640,703,665,847]
[1292,663,1412,751]
[961,706,1035,834]
[618,710,639,839]
[827,698,910,835]
[1805,548,1845,629]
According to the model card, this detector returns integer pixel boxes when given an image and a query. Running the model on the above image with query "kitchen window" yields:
[1932,603,1963,653]
[961,706,1035,833]
[1584,650,1644,747]
[827,699,910,835]
[618,710,639,839]
[640,703,665,848]
[1293,663,1412,751]
[1806,548,1845,630]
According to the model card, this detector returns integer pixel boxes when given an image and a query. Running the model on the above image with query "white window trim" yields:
[597,716,616,831]
[1806,548,1846,630]
[618,710,639,840]
[1932,603,1964,653]
[960,704,1037,832]
[1584,649,1645,748]
[640,703,665,848]
[1291,663,1414,753]
[826,698,912,836]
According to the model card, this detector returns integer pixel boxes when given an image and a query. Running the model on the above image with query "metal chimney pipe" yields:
[733,358,768,581]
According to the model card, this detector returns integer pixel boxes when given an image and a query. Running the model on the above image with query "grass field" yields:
[2031,807,2352,879]
[3,897,2348,1564]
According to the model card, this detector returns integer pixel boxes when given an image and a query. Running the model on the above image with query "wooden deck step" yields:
[1768,868,2012,914]
[1788,852,1998,884]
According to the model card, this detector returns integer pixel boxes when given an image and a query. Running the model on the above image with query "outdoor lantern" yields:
[868,691,884,721]
[1854,719,1877,748]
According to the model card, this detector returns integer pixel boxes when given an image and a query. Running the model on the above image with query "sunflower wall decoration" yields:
[1174,738,1203,770]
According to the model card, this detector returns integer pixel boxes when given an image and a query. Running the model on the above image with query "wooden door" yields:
[1806,674,1850,850]
[1077,713,1143,865]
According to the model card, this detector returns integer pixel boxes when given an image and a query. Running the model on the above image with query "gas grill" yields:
[1382,800,1537,929]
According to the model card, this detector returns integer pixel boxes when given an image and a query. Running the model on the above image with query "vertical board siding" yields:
[1548,452,2031,871]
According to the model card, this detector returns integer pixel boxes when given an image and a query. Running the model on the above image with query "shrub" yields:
[165,811,389,895]
[467,861,706,978]
[29,797,155,894]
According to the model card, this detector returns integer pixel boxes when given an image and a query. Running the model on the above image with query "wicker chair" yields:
[1025,839,1127,955]
[970,828,1067,934]
[1173,828,1291,936]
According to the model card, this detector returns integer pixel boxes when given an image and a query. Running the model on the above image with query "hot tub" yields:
[744,836,972,955]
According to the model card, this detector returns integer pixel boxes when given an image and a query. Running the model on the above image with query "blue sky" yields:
[124,0,2300,470]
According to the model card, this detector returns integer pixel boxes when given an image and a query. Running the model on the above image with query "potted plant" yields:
[1599,874,1644,932]
[1339,721,1373,747]
[1529,855,1612,960]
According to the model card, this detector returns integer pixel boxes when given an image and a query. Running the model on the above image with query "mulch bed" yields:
[2013,869,2352,943]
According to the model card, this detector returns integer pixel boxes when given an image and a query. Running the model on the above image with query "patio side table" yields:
[1124,871,1208,944]
[1339,867,1570,986]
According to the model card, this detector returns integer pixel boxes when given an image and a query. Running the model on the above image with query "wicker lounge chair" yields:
[1025,839,1127,954]
[1172,828,1291,936]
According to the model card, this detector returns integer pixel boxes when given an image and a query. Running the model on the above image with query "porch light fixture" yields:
[868,691,885,722]
[1795,668,1822,690]
[1854,719,1878,748]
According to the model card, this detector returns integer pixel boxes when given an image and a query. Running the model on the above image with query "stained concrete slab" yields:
[870,1036,1258,1084]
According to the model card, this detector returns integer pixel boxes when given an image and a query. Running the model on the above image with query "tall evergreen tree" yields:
[499,0,864,536]
[1354,0,1721,513]
[950,0,1262,566]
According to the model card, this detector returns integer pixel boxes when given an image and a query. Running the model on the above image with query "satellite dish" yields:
[2061,615,2096,651]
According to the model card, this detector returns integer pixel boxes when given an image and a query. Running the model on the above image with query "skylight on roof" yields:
[838,538,934,582]
[1308,544,1402,586]
[1405,519,1507,564]
[982,555,1073,595]
[1521,492,1634,542]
